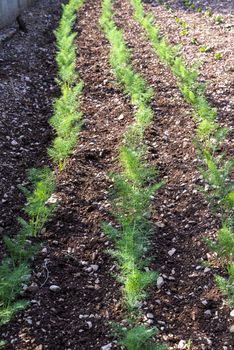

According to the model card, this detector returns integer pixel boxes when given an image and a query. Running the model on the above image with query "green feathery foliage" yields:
[0,0,85,329]
[101,0,164,348]
[101,0,162,308]
[19,167,56,237]
[216,264,234,305]
[54,0,84,84]
[208,223,234,261]
[0,167,55,325]
[0,259,29,325]
[118,325,166,350]
[49,0,84,168]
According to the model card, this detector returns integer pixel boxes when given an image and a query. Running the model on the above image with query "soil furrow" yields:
[112,0,233,349]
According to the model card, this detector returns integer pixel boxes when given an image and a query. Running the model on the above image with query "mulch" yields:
[0,0,233,349]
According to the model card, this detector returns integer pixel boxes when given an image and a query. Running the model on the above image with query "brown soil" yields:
[0,0,233,349]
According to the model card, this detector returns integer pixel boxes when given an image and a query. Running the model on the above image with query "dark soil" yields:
[0,0,233,349]
[0,0,63,240]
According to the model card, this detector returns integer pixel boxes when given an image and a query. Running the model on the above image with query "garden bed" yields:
[0,0,233,349]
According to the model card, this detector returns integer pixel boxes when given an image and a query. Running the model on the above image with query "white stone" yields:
[90,264,99,272]
[157,276,164,288]
[41,247,48,254]
[101,344,112,350]
[118,114,124,120]
[204,267,211,273]
[26,317,32,325]
[178,340,186,349]
[49,285,61,292]
[229,324,234,333]
[46,193,58,204]
[158,320,165,325]
[146,313,154,319]
[204,310,212,316]
[168,248,176,256]
[147,319,154,325]
[230,310,234,317]
[86,321,92,329]
[11,140,18,146]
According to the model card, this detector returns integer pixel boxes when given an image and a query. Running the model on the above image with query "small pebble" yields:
[90,264,99,272]
[41,247,48,254]
[86,321,92,329]
[49,285,61,292]
[204,309,212,316]
[204,267,211,273]
[147,319,154,325]
[25,317,32,325]
[178,340,186,349]
[27,282,39,293]
[168,248,176,256]
[157,276,164,288]
[101,344,112,350]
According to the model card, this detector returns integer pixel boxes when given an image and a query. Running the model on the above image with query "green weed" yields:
[214,52,222,61]
[0,340,6,348]
[216,264,234,305]
[214,15,222,25]
[199,46,211,53]
[204,9,212,17]
[191,37,198,45]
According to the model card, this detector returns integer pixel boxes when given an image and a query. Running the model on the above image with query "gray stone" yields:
[101,344,112,350]
[168,248,176,256]
[90,264,99,272]
[49,285,61,292]
[27,282,38,293]
[157,276,164,288]
[178,340,186,349]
